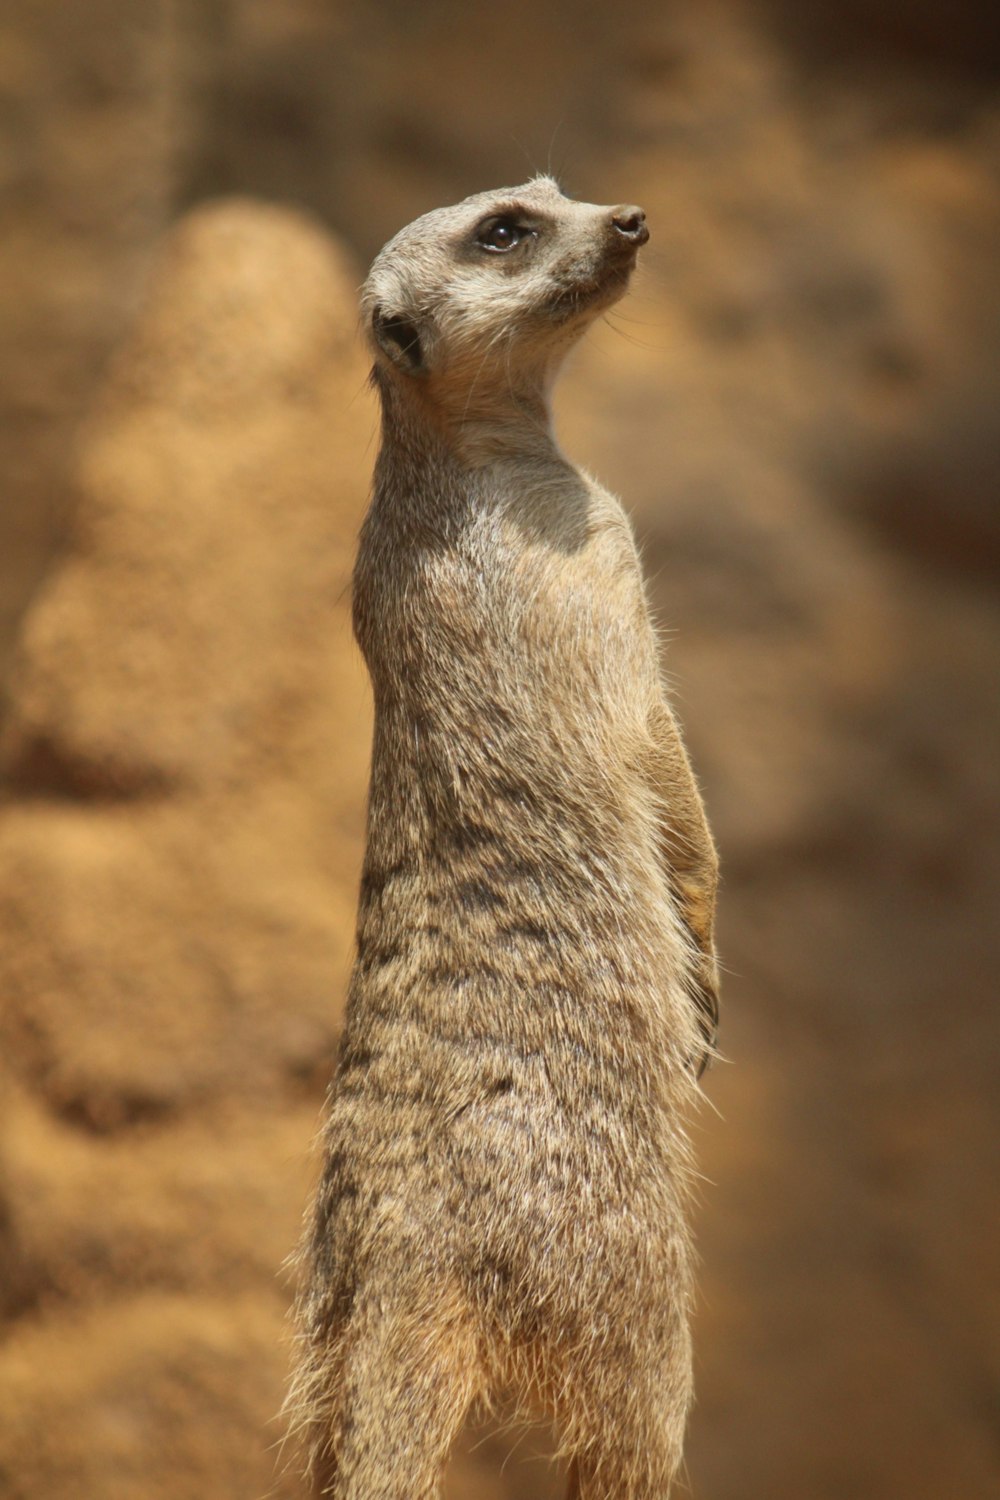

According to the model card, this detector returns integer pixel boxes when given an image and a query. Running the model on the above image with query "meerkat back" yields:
[287,176,719,1500]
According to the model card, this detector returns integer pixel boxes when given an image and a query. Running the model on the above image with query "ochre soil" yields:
[0,4,997,1497]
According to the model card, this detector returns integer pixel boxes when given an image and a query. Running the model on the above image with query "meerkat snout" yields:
[610,204,649,246]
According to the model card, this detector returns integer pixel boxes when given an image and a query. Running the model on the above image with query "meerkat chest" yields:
[502,509,648,657]
[402,519,649,688]
[356,469,658,721]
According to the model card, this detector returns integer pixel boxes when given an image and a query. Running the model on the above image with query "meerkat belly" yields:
[337,761,688,1198]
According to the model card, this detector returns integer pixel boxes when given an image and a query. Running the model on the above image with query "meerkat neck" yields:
[375,370,566,485]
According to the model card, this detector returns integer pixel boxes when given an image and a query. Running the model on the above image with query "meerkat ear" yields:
[372,305,426,375]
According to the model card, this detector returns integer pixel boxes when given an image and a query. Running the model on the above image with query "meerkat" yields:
[287,176,719,1500]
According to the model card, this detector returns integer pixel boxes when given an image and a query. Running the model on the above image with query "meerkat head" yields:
[361,177,648,417]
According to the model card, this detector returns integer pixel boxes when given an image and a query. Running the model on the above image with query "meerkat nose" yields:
[610,205,649,246]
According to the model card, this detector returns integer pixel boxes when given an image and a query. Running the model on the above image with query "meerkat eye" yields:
[476,217,531,253]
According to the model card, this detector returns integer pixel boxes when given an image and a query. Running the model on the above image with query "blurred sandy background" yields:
[0,2,998,1496]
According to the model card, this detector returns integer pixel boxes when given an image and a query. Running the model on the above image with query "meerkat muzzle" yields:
[610,205,649,247]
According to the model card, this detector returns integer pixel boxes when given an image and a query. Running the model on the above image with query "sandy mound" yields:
[0,200,373,1499]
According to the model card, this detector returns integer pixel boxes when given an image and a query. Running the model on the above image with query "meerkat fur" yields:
[286,176,720,1499]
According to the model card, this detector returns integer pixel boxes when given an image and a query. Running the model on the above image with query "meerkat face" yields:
[362,177,648,402]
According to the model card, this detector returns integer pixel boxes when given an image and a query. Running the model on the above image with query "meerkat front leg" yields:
[646,697,720,1068]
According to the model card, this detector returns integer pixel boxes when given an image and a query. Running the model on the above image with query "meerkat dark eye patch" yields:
[474,215,537,254]
[372,307,425,373]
